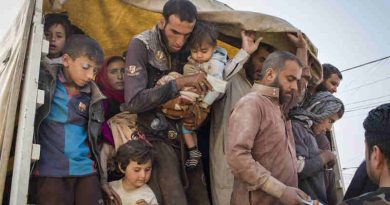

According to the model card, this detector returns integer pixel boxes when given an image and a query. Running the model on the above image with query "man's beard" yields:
[270,77,293,106]
[244,62,255,84]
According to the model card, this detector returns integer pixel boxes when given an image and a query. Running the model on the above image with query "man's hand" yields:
[320,150,336,167]
[287,30,308,49]
[175,72,212,93]
[102,184,122,205]
[136,199,149,205]
[241,30,263,55]
[280,186,309,205]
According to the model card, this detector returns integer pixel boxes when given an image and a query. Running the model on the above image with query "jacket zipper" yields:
[35,76,55,143]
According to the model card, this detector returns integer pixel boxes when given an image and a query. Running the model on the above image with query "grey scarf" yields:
[289,91,344,128]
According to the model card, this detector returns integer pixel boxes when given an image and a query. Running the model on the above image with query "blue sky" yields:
[1,0,390,189]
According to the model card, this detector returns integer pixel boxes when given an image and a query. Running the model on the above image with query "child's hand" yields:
[101,184,122,205]
[136,199,149,205]
[241,30,263,55]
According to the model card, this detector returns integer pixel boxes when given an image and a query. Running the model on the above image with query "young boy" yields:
[33,34,105,204]
[109,140,158,205]
[44,13,72,65]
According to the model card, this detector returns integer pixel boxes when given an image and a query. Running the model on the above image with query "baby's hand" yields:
[136,199,149,205]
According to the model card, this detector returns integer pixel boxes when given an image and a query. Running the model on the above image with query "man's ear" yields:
[158,17,166,30]
[372,145,383,169]
[264,67,276,82]
[62,53,71,68]
[118,163,126,174]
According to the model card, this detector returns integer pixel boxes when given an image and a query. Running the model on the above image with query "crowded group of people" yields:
[29,0,390,204]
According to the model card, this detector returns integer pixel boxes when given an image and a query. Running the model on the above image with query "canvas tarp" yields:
[45,0,323,84]
[0,0,35,202]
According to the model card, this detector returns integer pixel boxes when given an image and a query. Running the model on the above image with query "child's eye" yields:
[145,167,152,172]
[82,63,89,70]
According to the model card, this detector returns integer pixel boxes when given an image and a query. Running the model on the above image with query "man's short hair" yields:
[323,63,343,80]
[256,42,275,55]
[115,140,155,171]
[63,34,104,66]
[188,21,218,49]
[363,103,390,170]
[44,13,72,37]
[260,51,303,78]
[163,0,197,23]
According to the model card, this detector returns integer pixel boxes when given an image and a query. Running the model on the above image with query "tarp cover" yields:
[44,0,323,83]
[0,0,34,201]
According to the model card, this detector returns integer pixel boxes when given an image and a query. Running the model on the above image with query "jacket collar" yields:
[42,61,106,104]
[251,83,279,98]
[155,25,170,55]
[89,80,106,105]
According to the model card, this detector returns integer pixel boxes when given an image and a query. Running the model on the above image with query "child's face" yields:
[122,160,152,190]
[107,60,125,90]
[45,24,66,58]
[311,113,339,135]
[190,42,215,63]
[62,54,98,87]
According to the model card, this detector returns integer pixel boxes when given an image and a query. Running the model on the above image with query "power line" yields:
[340,75,390,94]
[343,58,386,90]
[347,99,390,111]
[342,167,359,171]
[345,102,388,113]
[341,55,390,73]
[344,94,390,106]
[342,112,369,119]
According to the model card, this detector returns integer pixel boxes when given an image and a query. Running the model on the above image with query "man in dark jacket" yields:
[122,0,211,204]
[339,103,390,205]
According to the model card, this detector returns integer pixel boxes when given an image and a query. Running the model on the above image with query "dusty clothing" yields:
[100,112,138,184]
[34,63,105,178]
[316,133,331,150]
[35,174,103,205]
[227,84,298,205]
[315,133,339,205]
[109,181,158,205]
[292,121,327,204]
[339,187,390,205]
[209,49,251,205]
[123,26,210,205]
[43,56,62,65]
[155,72,209,131]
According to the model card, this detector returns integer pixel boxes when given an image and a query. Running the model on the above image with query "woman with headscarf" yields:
[96,56,125,145]
[289,91,344,204]
[95,56,125,204]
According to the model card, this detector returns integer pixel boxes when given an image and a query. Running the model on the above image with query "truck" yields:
[0,0,344,204]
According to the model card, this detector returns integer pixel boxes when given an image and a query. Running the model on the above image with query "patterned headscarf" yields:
[289,91,344,128]
[95,56,125,103]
